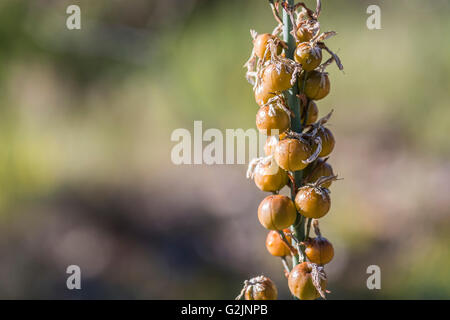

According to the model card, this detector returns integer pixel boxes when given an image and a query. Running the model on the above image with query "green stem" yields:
[283,0,300,132]
[283,0,307,267]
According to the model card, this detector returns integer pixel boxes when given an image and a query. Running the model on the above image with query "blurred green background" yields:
[0,0,449,299]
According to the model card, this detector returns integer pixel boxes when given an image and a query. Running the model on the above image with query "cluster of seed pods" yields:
[238,0,343,300]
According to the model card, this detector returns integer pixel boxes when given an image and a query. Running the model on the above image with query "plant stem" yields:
[281,257,291,274]
[305,218,312,239]
[283,1,299,132]
[283,0,306,267]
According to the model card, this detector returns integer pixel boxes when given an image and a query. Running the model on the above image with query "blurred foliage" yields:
[0,0,449,299]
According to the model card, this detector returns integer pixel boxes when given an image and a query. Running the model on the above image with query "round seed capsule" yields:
[288,262,327,300]
[245,275,278,300]
[294,186,330,219]
[274,138,311,172]
[258,195,297,230]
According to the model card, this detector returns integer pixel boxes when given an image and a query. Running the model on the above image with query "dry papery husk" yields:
[261,39,301,89]
[235,275,277,300]
[306,175,339,191]
[243,30,259,86]
[304,109,333,135]
[283,130,321,165]
[295,11,343,72]
[265,135,279,156]
[268,0,284,36]
[302,111,333,158]
[310,262,328,299]
[296,10,320,37]
[306,39,344,76]
[297,110,334,160]
[245,0,343,86]
[287,2,322,43]
[317,42,344,71]
[294,0,322,21]
[246,155,278,179]
[293,1,342,69]
[263,95,293,119]
[244,29,288,87]
[303,157,333,186]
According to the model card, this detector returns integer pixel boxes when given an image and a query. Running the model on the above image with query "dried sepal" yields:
[244,52,258,86]
[313,31,337,43]
[315,0,322,18]
[317,109,333,126]
[236,275,278,300]
[263,95,293,119]
[291,2,316,19]
[235,280,249,300]
[302,136,322,164]
[311,174,339,189]
[277,229,298,256]
[243,29,259,86]
[318,43,344,71]
[269,0,284,33]
[272,23,284,38]
[310,263,327,299]
[284,130,308,145]
[289,65,300,87]
[246,155,275,179]
[282,1,300,42]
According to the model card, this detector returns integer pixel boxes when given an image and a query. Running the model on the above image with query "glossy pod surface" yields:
[304,159,334,188]
[256,104,290,136]
[294,43,322,71]
[305,237,334,265]
[294,186,330,219]
[299,70,330,101]
[245,276,278,300]
[265,230,291,257]
[254,164,288,192]
[263,64,293,93]
[288,262,327,300]
[300,101,319,126]
[317,127,335,157]
[274,138,311,171]
[254,83,276,106]
[258,195,297,230]
[254,33,282,60]
[296,26,314,43]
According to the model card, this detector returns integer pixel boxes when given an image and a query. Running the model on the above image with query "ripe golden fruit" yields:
[254,162,288,192]
[265,230,291,257]
[299,70,330,100]
[254,33,283,60]
[294,186,330,219]
[296,26,314,43]
[274,138,311,171]
[256,104,290,136]
[262,63,293,92]
[258,195,297,230]
[244,276,278,300]
[300,101,319,126]
[317,126,335,157]
[254,83,276,106]
[294,43,322,71]
[288,262,327,300]
[304,237,335,265]
[304,159,334,188]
